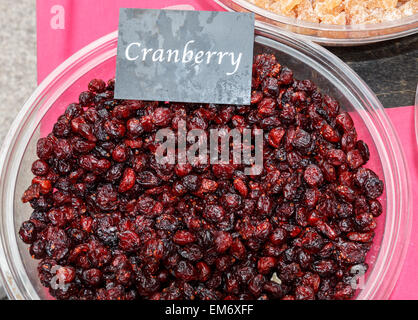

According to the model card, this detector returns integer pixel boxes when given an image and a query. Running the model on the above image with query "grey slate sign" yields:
[115,8,254,105]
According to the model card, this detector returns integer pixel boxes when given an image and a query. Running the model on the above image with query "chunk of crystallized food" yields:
[399,0,418,14]
[280,0,304,13]
[251,0,417,24]
[320,12,347,24]
[296,0,320,22]
[367,0,398,9]
[315,0,344,14]
[19,53,384,300]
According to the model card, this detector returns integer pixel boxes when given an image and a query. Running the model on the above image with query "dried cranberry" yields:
[152,108,172,127]
[203,205,225,223]
[304,165,323,187]
[257,257,276,275]
[295,285,315,300]
[88,79,106,93]
[31,160,49,176]
[214,231,232,253]
[363,177,384,199]
[268,127,285,148]
[118,168,136,192]
[83,268,102,286]
[19,56,383,301]
[19,220,37,244]
[175,260,196,281]
[173,230,196,246]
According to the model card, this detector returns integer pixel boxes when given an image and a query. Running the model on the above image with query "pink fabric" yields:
[36,0,417,299]
[386,105,418,300]
[37,0,223,82]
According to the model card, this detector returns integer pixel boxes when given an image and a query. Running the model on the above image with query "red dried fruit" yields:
[230,238,246,260]
[327,149,346,166]
[175,260,196,281]
[257,257,276,274]
[315,220,337,240]
[36,137,54,160]
[268,127,285,148]
[295,285,315,300]
[104,119,126,138]
[19,221,37,244]
[347,149,364,170]
[118,168,136,193]
[83,268,102,286]
[31,160,49,176]
[262,77,279,97]
[363,177,384,199]
[251,90,263,104]
[214,231,233,253]
[278,66,293,85]
[263,281,284,299]
[22,184,40,203]
[257,97,276,117]
[203,205,225,223]
[248,274,265,296]
[304,164,323,187]
[320,123,340,143]
[369,199,383,217]
[336,185,356,202]
[347,232,374,243]
[200,178,218,194]
[233,178,248,198]
[32,177,52,194]
[19,55,383,301]
[196,261,211,282]
[254,54,281,80]
[301,228,324,253]
[118,231,141,252]
[356,140,370,162]
[334,282,354,300]
[112,144,128,162]
[173,230,196,246]
[336,112,354,132]
[292,128,311,149]
[55,266,76,284]
[269,228,287,245]
[312,260,337,277]
[88,79,106,93]
[152,108,172,127]
[301,272,320,293]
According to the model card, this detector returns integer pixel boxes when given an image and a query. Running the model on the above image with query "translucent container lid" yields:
[215,0,418,45]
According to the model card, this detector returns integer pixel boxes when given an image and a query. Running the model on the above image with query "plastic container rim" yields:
[0,23,412,300]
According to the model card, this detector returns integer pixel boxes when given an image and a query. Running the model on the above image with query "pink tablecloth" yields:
[36,0,417,300]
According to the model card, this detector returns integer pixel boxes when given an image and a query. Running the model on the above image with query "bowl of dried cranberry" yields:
[0,22,411,300]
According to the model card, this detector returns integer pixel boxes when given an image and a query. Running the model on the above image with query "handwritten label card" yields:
[115,8,254,105]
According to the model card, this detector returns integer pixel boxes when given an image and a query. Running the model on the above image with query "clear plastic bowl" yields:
[215,0,418,45]
[0,22,412,300]
[415,84,418,146]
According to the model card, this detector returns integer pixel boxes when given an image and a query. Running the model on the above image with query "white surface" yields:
[0,0,36,300]
[0,0,36,146]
